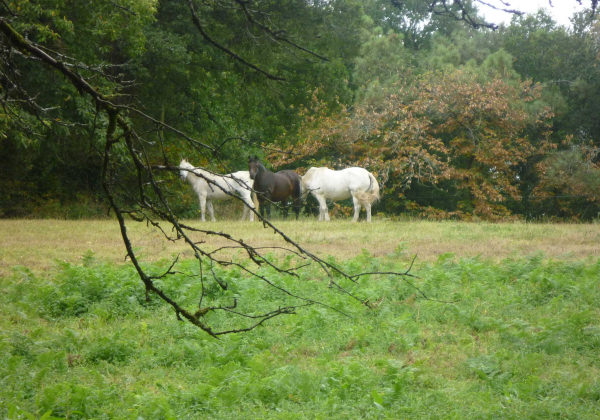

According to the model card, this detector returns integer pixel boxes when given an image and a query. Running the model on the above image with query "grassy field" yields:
[1,218,599,274]
[1,219,599,418]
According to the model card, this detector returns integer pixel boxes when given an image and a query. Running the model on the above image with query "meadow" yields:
[1,219,599,419]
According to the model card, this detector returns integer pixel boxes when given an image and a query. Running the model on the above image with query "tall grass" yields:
[1,251,599,418]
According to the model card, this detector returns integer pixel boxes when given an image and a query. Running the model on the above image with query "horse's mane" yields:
[180,159,215,182]
[255,160,268,173]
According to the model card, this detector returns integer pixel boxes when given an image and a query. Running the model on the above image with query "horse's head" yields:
[248,155,261,180]
[179,159,193,181]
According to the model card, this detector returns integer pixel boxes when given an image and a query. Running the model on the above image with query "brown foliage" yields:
[275,70,554,219]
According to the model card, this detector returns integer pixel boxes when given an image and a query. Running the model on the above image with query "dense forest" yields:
[1,0,599,220]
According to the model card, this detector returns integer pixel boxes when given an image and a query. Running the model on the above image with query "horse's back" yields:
[277,169,300,181]
[228,171,253,191]
[252,168,297,202]
[277,170,301,195]
[304,167,374,201]
[270,170,300,200]
[191,169,236,199]
[302,167,335,191]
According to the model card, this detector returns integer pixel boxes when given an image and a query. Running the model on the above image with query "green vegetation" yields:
[2,1,600,220]
[2,249,599,418]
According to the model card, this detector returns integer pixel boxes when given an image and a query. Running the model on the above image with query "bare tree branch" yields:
[232,0,330,61]
[0,8,450,338]
[187,0,286,81]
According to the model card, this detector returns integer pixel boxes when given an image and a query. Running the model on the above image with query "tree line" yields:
[1,0,599,220]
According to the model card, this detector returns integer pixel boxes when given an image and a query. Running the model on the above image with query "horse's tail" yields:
[367,172,380,202]
[292,174,303,200]
[355,172,380,204]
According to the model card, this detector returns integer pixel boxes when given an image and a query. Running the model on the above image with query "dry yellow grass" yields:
[1,218,599,275]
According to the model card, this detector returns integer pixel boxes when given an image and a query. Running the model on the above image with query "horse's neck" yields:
[181,163,194,176]
[194,168,214,179]
[256,162,268,175]
[191,168,224,189]
[226,172,250,190]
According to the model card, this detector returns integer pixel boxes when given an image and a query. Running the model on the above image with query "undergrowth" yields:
[1,253,599,419]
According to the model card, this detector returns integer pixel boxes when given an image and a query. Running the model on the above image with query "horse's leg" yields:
[207,200,216,222]
[240,196,249,221]
[258,197,267,220]
[293,196,301,220]
[251,192,258,221]
[242,193,255,222]
[317,195,324,221]
[315,193,329,221]
[198,194,207,222]
[351,194,361,222]
[365,201,372,222]
[282,202,289,219]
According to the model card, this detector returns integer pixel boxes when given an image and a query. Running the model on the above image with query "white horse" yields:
[301,167,380,222]
[179,159,255,222]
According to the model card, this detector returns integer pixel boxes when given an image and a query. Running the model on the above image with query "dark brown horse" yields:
[248,156,302,220]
